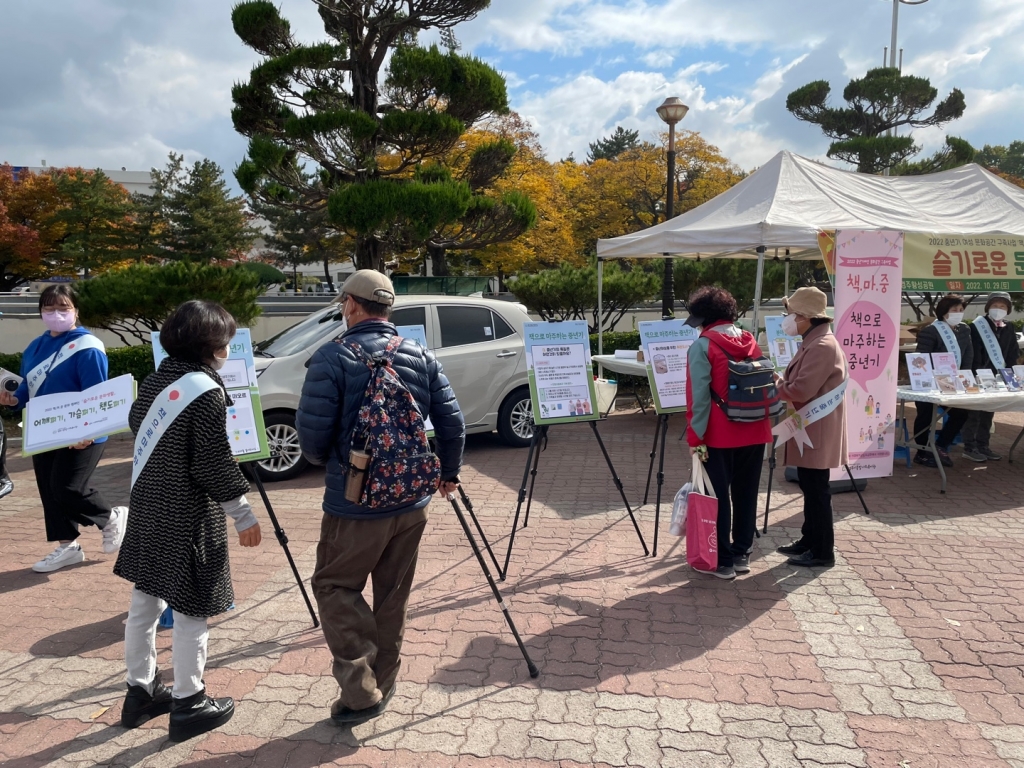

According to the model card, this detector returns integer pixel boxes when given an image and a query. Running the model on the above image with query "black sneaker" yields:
[733,555,751,574]
[980,447,1002,461]
[331,684,395,726]
[121,674,173,728]
[914,450,938,468]
[936,448,953,467]
[962,448,987,463]
[776,541,808,556]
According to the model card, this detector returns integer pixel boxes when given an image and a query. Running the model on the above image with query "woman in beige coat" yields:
[774,287,849,568]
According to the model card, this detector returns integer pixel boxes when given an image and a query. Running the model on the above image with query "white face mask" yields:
[210,348,229,371]
[989,308,1008,322]
[945,312,965,326]
[781,313,800,337]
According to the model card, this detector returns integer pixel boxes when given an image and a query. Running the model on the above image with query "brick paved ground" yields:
[2,410,1024,767]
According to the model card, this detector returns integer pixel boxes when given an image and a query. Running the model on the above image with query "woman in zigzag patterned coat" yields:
[114,300,261,742]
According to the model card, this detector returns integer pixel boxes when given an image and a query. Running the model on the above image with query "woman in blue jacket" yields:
[0,285,126,573]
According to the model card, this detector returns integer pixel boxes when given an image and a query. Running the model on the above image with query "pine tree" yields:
[231,0,516,273]
[587,127,641,163]
[156,154,259,262]
[786,67,966,174]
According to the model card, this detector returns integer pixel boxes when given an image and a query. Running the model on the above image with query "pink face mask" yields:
[42,309,76,334]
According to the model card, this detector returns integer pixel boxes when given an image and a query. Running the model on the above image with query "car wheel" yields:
[256,412,309,482]
[498,389,534,447]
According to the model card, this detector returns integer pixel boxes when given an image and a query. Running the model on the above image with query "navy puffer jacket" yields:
[296,319,465,519]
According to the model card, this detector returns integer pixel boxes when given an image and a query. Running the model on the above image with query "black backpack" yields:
[705,333,786,423]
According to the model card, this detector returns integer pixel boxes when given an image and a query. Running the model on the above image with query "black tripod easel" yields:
[244,465,320,628]
[500,420,649,580]
[761,440,871,534]
[447,489,539,678]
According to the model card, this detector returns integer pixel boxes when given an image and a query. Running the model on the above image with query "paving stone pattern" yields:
[2,411,1024,767]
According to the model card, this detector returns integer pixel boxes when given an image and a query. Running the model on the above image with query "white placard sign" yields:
[23,374,135,455]
[637,320,699,414]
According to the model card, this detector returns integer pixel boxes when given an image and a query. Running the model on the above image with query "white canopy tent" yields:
[595,150,1024,351]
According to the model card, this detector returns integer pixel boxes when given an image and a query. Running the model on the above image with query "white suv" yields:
[252,295,535,480]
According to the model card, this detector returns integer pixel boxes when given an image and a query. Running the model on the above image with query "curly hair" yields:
[687,286,738,325]
[935,293,965,321]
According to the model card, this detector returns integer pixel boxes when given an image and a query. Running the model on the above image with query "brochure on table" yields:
[396,324,433,434]
[524,320,599,425]
[153,328,271,462]
[23,374,136,456]
[905,351,1024,394]
[637,320,699,414]
[764,315,802,371]
[831,229,902,481]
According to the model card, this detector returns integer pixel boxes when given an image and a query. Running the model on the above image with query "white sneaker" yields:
[33,542,85,573]
[102,506,128,554]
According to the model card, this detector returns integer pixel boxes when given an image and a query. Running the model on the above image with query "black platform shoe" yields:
[168,689,235,742]
[121,675,173,728]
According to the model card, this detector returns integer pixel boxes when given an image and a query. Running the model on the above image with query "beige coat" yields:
[777,323,849,469]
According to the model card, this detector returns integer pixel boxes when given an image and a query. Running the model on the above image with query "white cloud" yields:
[642,51,675,68]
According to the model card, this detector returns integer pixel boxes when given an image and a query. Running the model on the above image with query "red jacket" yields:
[685,323,773,449]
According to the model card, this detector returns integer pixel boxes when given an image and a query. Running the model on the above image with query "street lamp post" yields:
[290,245,299,293]
[656,97,689,319]
[884,0,929,176]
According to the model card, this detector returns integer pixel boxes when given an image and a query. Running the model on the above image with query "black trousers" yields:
[0,419,8,483]
[913,403,969,450]
[32,443,112,542]
[796,467,834,559]
[704,444,763,569]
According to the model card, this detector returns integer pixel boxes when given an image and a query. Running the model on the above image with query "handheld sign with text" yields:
[23,374,136,455]
[524,321,599,425]
[153,328,271,462]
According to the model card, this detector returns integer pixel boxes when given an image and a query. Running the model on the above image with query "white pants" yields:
[124,588,209,699]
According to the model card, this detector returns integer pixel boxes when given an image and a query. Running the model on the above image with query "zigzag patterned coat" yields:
[114,357,249,617]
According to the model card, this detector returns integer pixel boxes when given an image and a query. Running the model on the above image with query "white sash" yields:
[933,320,961,369]
[973,317,1005,371]
[131,372,219,488]
[26,334,105,398]
[772,380,848,456]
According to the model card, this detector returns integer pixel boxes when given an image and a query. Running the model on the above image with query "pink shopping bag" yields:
[685,454,718,572]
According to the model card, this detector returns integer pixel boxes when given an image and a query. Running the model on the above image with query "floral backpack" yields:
[347,335,441,509]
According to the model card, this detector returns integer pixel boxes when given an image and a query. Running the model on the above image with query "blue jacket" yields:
[296,319,465,519]
[14,327,110,445]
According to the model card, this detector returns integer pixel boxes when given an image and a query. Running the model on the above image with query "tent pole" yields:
[752,246,766,339]
[597,258,604,356]
[784,258,790,296]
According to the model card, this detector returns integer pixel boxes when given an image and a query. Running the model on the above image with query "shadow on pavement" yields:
[28,612,128,657]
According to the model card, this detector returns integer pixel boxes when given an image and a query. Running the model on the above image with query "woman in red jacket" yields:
[685,287,772,580]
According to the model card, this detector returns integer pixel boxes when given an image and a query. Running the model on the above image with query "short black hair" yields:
[160,300,237,364]
[687,286,738,325]
[935,293,965,320]
[39,284,79,313]
[346,293,392,320]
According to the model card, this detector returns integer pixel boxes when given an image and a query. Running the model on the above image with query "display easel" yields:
[500,420,649,580]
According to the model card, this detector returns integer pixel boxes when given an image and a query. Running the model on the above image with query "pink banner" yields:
[832,230,903,480]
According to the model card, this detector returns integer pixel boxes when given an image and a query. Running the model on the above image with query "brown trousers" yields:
[311,506,428,710]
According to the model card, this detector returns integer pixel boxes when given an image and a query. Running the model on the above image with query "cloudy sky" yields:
[1,0,1021,180]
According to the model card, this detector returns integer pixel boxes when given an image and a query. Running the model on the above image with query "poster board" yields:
[637,320,699,414]
[523,321,599,425]
[154,328,271,462]
[831,229,903,480]
[764,315,802,371]
[903,233,1024,292]
[23,374,136,455]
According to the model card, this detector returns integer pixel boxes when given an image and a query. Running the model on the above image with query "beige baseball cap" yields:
[342,269,396,306]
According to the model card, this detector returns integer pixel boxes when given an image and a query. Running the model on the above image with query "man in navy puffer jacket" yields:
[297,270,465,727]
